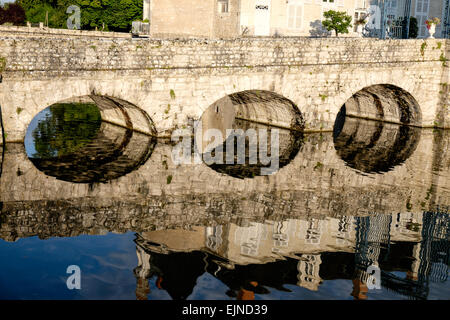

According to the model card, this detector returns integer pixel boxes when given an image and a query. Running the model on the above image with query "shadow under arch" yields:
[333,106,421,174]
[196,90,305,179]
[25,95,157,183]
[341,84,422,126]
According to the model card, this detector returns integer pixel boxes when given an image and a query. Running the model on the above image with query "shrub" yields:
[0,3,26,26]
[322,10,352,37]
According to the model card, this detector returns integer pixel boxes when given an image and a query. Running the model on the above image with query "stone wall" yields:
[0,25,130,39]
[438,42,450,128]
[0,34,448,143]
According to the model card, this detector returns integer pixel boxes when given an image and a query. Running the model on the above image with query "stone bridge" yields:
[0,33,449,143]
[0,32,449,239]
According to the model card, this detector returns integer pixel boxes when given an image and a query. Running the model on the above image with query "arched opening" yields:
[333,110,421,174]
[333,85,422,174]
[24,95,157,183]
[342,84,422,126]
[196,90,304,178]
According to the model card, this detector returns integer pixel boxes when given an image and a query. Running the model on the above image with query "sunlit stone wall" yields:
[0,35,448,142]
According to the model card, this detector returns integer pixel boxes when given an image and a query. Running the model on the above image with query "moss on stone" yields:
[439,52,448,67]
[420,42,427,57]
[0,57,6,72]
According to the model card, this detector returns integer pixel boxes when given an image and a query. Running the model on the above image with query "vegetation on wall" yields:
[16,0,143,32]
[0,57,6,73]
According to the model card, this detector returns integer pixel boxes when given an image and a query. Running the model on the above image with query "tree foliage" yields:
[16,0,142,31]
[322,10,352,37]
[0,3,26,26]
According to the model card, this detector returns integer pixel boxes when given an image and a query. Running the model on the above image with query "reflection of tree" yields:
[31,103,101,159]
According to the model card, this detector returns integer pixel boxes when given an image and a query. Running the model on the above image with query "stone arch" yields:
[1,78,160,142]
[335,84,422,126]
[24,95,157,183]
[199,90,304,139]
[195,90,304,178]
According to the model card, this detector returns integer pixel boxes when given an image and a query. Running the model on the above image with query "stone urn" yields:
[428,24,436,39]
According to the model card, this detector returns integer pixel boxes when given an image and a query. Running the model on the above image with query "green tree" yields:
[322,10,352,37]
[0,3,26,26]
[16,0,143,31]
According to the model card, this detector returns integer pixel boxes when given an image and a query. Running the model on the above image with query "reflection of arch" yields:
[197,90,304,179]
[333,109,421,174]
[341,84,422,126]
[26,95,157,183]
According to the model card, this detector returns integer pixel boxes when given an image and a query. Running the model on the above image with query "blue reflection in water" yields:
[0,211,448,301]
[0,233,137,300]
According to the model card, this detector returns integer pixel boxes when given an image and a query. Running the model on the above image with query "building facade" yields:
[240,0,370,37]
[143,0,449,38]
[374,0,450,39]
[144,0,240,38]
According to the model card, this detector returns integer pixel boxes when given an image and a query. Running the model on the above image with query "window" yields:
[416,0,429,13]
[288,4,303,29]
[356,0,367,8]
[322,0,343,7]
[305,219,322,245]
[218,0,229,13]
[415,0,430,38]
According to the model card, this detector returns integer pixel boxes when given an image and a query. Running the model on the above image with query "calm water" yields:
[0,102,449,300]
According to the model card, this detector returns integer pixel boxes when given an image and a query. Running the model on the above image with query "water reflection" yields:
[0,144,3,179]
[0,199,447,300]
[25,99,157,183]
[0,104,449,300]
[197,90,304,178]
[133,210,449,300]
[333,107,421,174]
[203,120,303,179]
[26,101,102,159]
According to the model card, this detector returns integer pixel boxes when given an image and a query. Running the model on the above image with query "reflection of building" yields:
[133,211,448,300]
[134,246,152,300]
[297,254,322,291]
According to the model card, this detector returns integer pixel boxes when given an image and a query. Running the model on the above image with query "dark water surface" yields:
[0,103,449,300]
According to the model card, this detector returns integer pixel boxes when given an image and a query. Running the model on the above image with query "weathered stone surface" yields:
[0,35,448,142]
[1,124,449,242]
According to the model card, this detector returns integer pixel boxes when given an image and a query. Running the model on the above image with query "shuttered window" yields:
[217,0,229,13]
[288,4,303,29]
[415,0,430,38]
